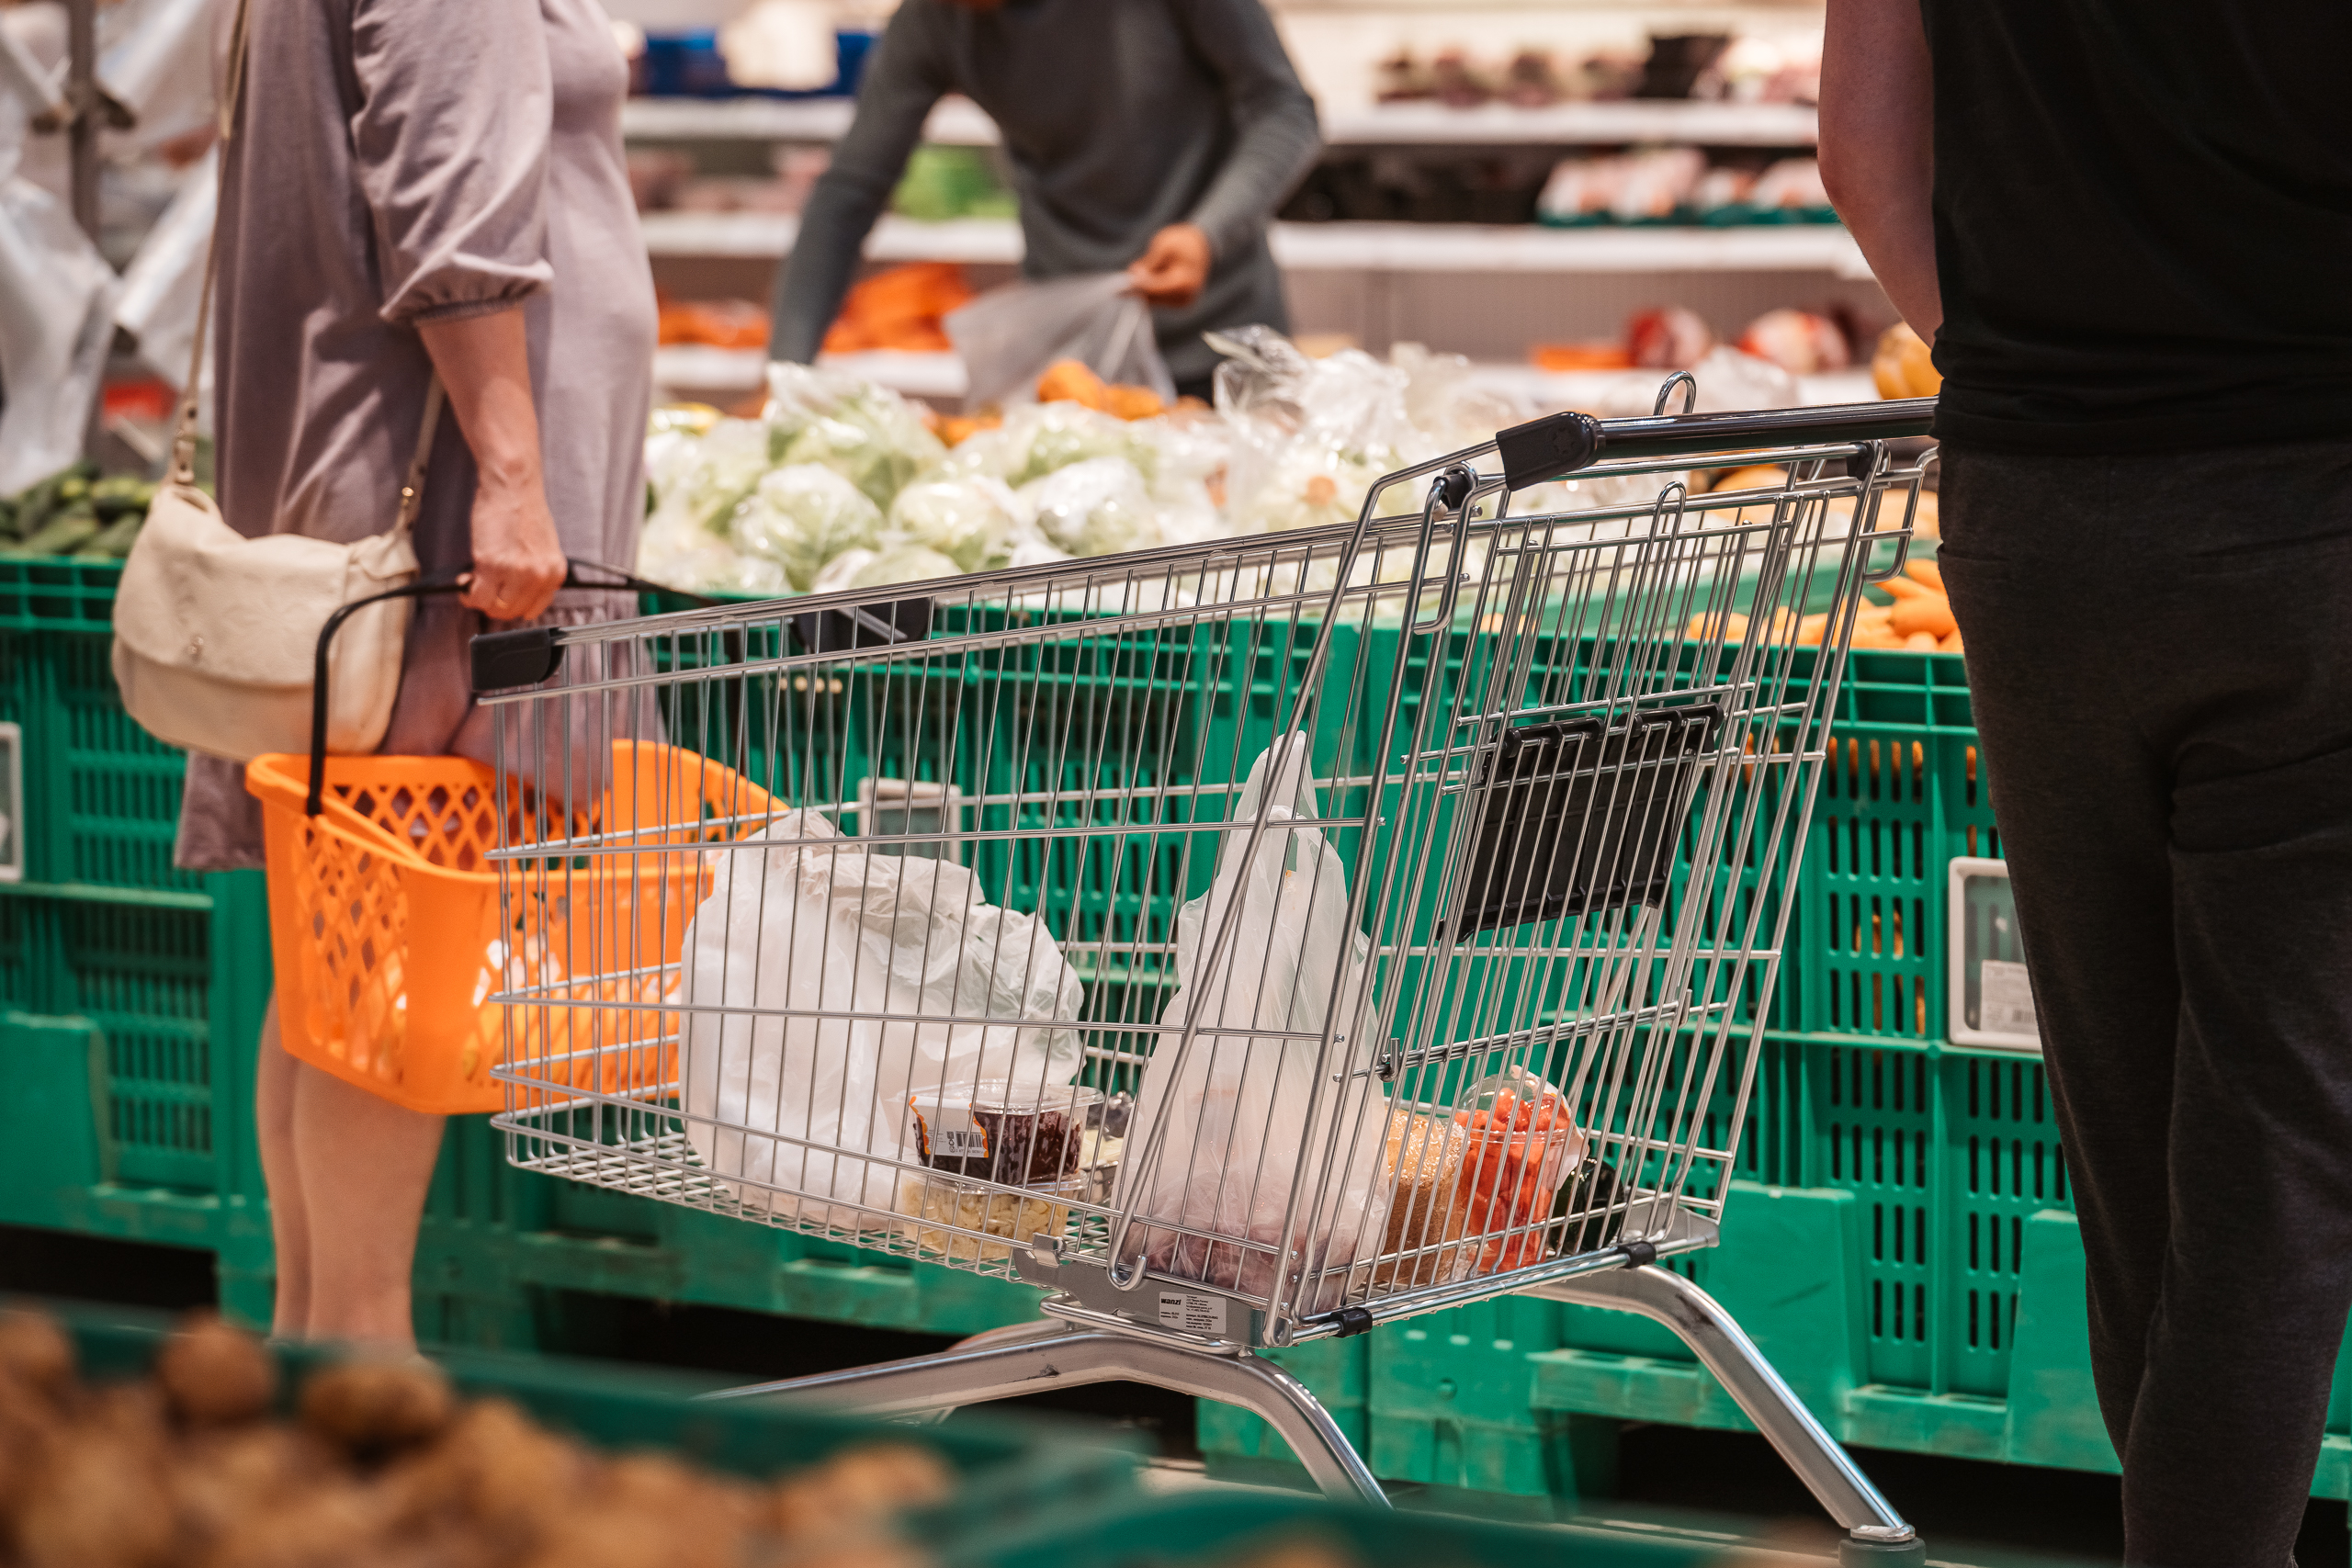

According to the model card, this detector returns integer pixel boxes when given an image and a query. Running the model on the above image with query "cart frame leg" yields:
[1529,1263,1924,1563]
[699,1323,1386,1506]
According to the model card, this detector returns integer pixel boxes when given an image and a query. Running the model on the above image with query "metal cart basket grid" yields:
[475,394,1937,1561]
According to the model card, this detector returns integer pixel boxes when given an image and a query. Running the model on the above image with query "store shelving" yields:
[639,210,1867,276]
[621,95,1816,148]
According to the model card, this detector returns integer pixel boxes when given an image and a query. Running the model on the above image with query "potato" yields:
[157,1314,277,1427]
[1889,594,1957,640]
[298,1359,454,1456]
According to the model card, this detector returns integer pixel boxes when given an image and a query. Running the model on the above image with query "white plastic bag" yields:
[947,272,1174,412]
[680,810,1087,1229]
[1120,737,1393,1311]
[0,177,116,495]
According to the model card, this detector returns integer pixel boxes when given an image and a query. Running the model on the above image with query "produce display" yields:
[1536,152,1832,228]
[0,463,160,560]
[1871,321,1943,400]
[637,333,1559,600]
[0,1306,955,1568]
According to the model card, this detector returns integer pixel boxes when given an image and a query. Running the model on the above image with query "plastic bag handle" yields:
[305,558,702,817]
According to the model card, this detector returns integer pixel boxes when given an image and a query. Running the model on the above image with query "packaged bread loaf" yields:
[1377,1108,1470,1289]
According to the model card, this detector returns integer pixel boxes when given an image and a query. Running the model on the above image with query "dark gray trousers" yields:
[1938,440,2352,1568]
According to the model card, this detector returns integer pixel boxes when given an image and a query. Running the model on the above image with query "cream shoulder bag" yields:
[111,0,445,764]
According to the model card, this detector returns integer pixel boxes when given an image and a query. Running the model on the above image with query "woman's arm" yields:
[1819,0,1942,337]
[417,309,567,621]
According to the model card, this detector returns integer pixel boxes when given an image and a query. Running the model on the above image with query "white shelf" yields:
[622,96,997,145]
[639,211,1025,264]
[623,96,1816,148]
[639,211,1871,278]
[1322,100,1815,145]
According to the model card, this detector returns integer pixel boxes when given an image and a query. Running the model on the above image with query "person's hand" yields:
[461,475,567,622]
[1126,223,1213,309]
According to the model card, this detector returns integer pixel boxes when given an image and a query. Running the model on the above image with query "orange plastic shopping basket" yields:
[246,739,776,1115]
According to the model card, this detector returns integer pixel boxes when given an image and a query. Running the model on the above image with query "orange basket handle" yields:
[308,560,719,817]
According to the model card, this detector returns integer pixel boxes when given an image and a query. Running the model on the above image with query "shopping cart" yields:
[472,389,1939,1564]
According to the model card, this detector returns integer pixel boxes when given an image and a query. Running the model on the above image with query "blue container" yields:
[639,28,876,101]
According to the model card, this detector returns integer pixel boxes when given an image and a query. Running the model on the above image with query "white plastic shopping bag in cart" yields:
[678,809,1086,1228]
[946,272,1175,412]
[1120,737,1394,1312]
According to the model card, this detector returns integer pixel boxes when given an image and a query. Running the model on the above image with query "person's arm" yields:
[1819,0,1941,337]
[417,310,566,620]
[1132,0,1321,309]
[350,0,565,619]
[769,12,946,362]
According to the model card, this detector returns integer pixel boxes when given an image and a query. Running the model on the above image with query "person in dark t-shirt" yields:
[769,0,1321,399]
[1823,2,2352,1562]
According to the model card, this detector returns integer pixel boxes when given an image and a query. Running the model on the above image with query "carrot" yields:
[1889,594,1957,640]
[1905,559,1945,592]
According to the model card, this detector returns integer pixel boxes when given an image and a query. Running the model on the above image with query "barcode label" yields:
[1980,959,2040,1039]
[917,1106,989,1160]
[1158,1292,1228,1337]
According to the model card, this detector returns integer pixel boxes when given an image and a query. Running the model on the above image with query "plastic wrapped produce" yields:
[670,417,782,535]
[765,361,944,509]
[850,543,962,590]
[1021,455,1158,558]
[1737,308,1850,375]
[1120,737,1393,1311]
[730,463,885,592]
[887,475,1034,572]
[679,810,1085,1228]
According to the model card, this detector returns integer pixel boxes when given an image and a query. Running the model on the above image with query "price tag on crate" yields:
[1947,856,2040,1051]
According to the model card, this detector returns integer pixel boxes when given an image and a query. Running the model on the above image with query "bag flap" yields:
[115,485,419,687]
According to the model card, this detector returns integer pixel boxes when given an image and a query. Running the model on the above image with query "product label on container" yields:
[1979,959,2040,1039]
[1158,1292,1228,1337]
[917,1108,989,1161]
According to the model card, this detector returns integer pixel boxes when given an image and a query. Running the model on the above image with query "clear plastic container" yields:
[1450,1069,1585,1274]
[895,1172,1087,1265]
[907,1080,1103,1187]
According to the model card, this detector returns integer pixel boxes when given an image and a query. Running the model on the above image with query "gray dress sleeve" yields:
[1168,0,1321,262]
[767,7,948,364]
[349,0,557,323]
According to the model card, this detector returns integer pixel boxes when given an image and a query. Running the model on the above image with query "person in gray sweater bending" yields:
[767,0,1321,397]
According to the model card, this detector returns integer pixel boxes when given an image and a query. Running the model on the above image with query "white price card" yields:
[1978,959,2040,1039]
[1157,1292,1228,1337]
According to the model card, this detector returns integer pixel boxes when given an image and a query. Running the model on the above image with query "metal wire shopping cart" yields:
[472,392,1939,1563]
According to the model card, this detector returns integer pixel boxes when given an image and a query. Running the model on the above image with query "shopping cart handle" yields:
[1496,396,1939,491]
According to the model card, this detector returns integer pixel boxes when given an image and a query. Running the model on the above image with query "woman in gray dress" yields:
[177,0,658,1348]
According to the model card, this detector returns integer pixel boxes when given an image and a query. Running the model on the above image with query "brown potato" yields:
[0,1310,75,1406]
[299,1360,455,1457]
[158,1314,277,1427]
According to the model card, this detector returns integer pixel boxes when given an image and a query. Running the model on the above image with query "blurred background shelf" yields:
[623,96,1819,148]
[640,211,1867,274]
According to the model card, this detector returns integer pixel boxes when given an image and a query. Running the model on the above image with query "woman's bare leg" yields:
[252,999,311,1337]
[291,1063,446,1348]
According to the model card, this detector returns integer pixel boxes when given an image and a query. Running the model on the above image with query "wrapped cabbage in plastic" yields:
[731,462,885,592]
[668,417,781,535]
[888,475,1034,573]
[940,400,1136,491]
[1021,456,1157,558]
[766,361,944,510]
[851,544,963,590]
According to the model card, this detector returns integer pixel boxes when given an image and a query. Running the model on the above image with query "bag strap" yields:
[304,559,720,816]
[171,0,444,522]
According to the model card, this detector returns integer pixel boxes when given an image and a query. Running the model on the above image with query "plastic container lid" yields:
[908,1080,1103,1186]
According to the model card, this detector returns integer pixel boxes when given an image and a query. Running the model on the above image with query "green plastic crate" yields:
[1798,651,1987,1044]
[0,556,119,634]
[0,875,270,1201]
[944,1487,1836,1568]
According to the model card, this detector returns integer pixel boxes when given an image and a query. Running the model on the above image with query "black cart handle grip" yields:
[1496,396,1938,492]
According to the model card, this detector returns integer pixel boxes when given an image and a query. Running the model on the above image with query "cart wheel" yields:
[1838,1529,1927,1567]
